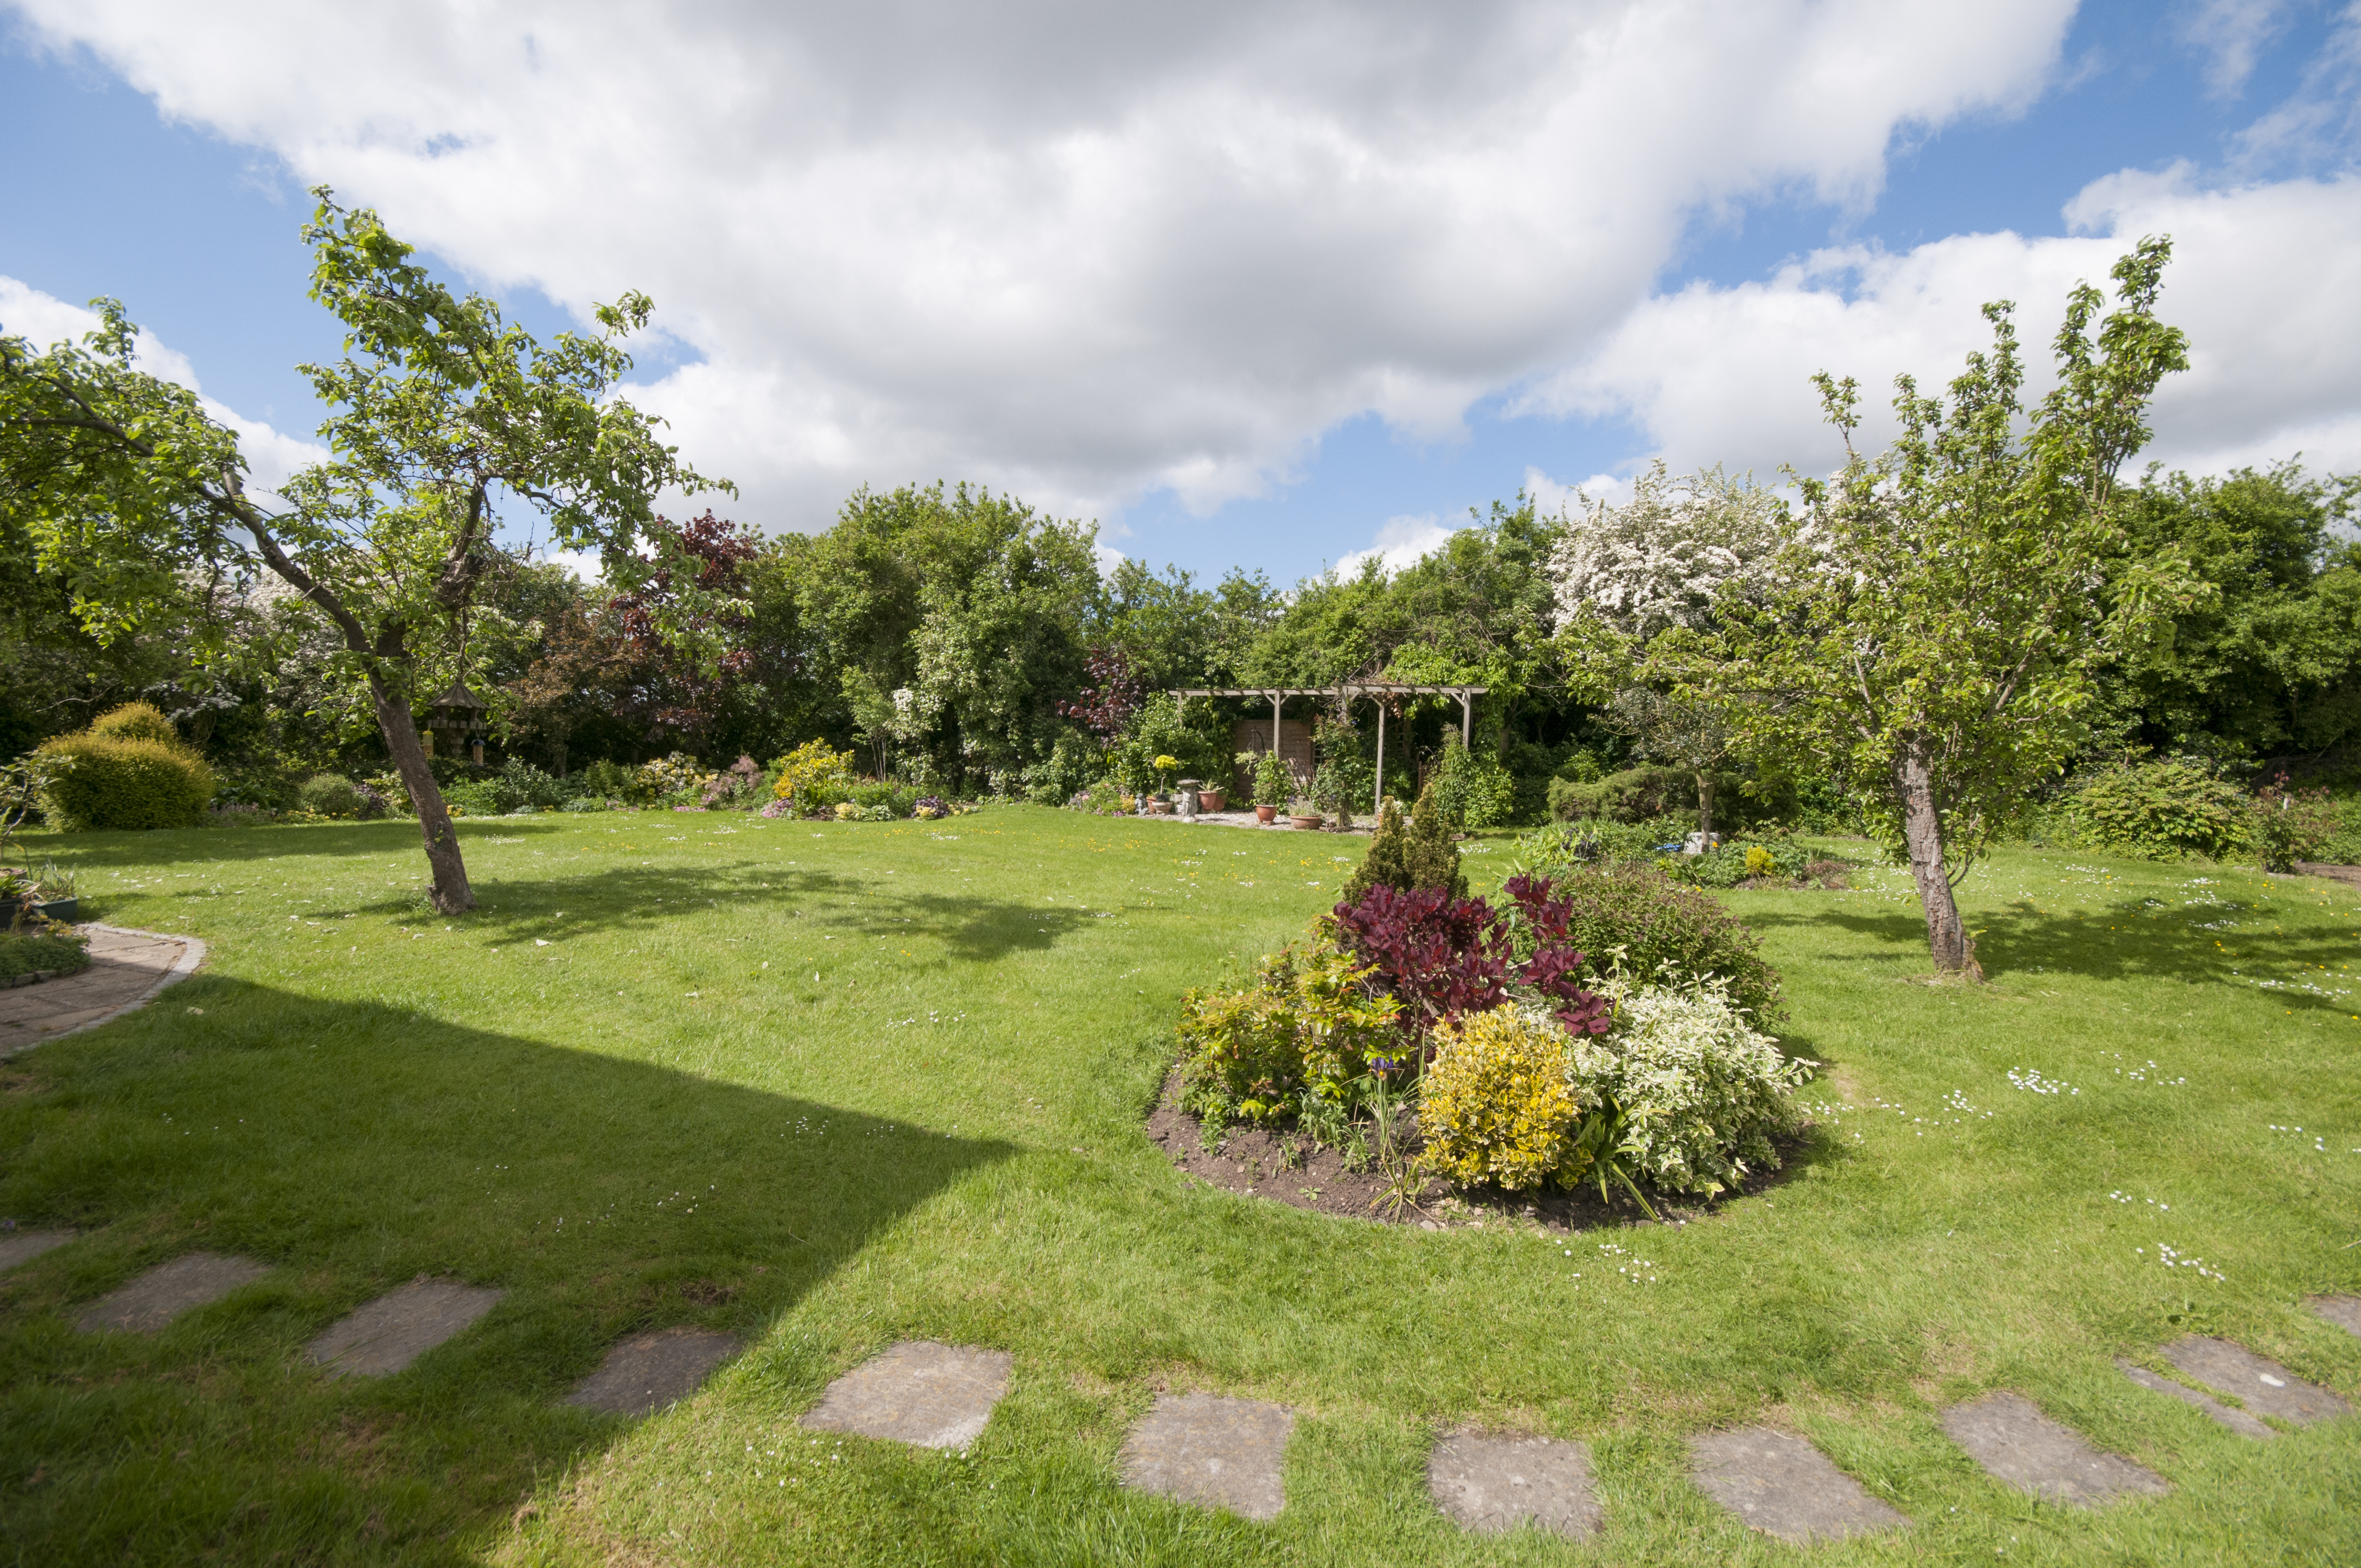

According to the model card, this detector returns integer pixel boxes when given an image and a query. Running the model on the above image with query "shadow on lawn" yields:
[0,979,1010,1565]
[1748,896,2359,1017]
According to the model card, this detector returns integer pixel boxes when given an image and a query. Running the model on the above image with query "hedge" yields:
[38,709,216,831]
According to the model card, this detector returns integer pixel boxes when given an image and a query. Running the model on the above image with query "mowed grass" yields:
[0,808,2354,1566]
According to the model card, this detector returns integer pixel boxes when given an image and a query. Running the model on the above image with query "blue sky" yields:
[4,1,2357,585]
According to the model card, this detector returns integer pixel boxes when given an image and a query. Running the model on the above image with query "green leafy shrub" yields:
[1580,968,1814,1196]
[1503,816,1694,880]
[769,741,857,814]
[0,929,90,982]
[575,759,633,800]
[561,796,610,814]
[37,707,216,831]
[1341,780,1467,905]
[1252,750,1293,808]
[1433,736,1517,828]
[1663,835,1811,889]
[441,780,502,816]
[2068,759,2249,861]
[297,774,366,818]
[1174,945,1403,1126]
[2250,774,2351,870]
[1547,764,1789,828]
[87,701,179,745]
[848,781,917,818]
[496,758,565,813]
[1542,862,1782,1021]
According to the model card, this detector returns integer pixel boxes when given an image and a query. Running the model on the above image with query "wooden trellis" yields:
[1168,684,1488,814]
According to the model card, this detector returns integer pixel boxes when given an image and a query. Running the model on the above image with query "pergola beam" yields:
[1169,684,1489,814]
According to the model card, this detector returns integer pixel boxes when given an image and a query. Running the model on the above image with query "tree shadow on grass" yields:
[1745,897,2360,1018]
[0,979,1010,1566]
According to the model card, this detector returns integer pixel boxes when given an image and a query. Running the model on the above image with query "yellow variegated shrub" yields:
[1421,1006,1600,1191]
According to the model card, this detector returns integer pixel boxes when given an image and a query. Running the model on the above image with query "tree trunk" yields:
[1696,771,1715,841]
[369,673,475,914]
[1893,744,1977,977]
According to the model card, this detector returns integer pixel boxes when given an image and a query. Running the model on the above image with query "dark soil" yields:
[1145,1070,1805,1235]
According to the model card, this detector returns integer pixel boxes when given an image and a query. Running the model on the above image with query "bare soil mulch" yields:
[1146,1070,1803,1236]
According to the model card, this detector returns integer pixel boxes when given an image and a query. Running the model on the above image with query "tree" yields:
[0,190,721,910]
[1552,462,1787,837]
[1658,238,2194,975]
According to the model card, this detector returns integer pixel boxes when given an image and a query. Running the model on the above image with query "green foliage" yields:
[1663,835,1812,889]
[296,774,365,819]
[86,701,179,745]
[440,780,502,816]
[1406,780,1469,900]
[1539,859,1782,1021]
[37,712,215,831]
[0,928,89,982]
[559,796,611,814]
[1252,749,1293,808]
[1341,798,1411,906]
[1421,1005,1600,1191]
[494,758,565,813]
[1174,944,1404,1128]
[1577,968,1814,1196]
[575,759,633,800]
[1432,736,1515,828]
[1111,693,1225,794]
[2068,759,2250,861]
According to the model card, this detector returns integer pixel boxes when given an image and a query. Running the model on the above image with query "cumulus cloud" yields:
[1332,513,1460,579]
[0,274,327,492]
[1520,167,2361,483]
[7,0,2080,534]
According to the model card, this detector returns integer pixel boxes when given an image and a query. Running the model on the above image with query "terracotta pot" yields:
[1196,790,1227,813]
[1289,814,1325,831]
[1147,799,1174,815]
[1254,804,1277,824]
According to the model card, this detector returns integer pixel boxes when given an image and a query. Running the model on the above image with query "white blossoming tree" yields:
[1551,463,1786,835]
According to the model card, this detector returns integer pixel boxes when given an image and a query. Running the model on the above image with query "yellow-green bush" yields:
[38,717,216,832]
[1421,1006,1598,1190]
[1174,944,1403,1125]
[771,739,857,812]
[86,701,181,745]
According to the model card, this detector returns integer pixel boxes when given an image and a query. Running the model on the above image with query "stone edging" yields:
[34,925,210,1046]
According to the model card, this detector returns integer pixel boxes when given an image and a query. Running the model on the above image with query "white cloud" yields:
[1,274,327,492]
[1524,465,1632,518]
[2176,0,2300,98]
[1521,167,2361,484]
[6,0,2080,536]
[1333,513,1459,578]
[540,547,606,584]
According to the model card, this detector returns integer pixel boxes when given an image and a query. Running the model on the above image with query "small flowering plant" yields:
[1152,754,1179,796]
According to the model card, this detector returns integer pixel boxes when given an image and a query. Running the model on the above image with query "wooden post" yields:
[1374,698,1385,817]
[1460,689,1472,747]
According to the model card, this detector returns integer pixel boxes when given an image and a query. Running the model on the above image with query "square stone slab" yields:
[1119,1392,1293,1521]
[2161,1336,2350,1427]
[0,1228,75,1272]
[1688,1427,1909,1544]
[1940,1392,2168,1506]
[799,1340,1012,1450]
[567,1327,741,1415]
[1429,1431,1601,1538]
[73,1253,270,1334]
[2118,1360,2274,1440]
[2313,1295,2361,1340]
[306,1278,505,1377]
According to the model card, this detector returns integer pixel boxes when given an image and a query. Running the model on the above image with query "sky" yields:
[3,1,2358,586]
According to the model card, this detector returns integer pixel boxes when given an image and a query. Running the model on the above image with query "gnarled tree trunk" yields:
[1892,743,1977,977]
[369,673,475,913]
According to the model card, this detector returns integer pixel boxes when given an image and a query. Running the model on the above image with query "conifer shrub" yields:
[37,705,216,831]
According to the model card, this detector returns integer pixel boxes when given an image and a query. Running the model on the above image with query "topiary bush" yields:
[1537,862,1782,1022]
[297,774,366,818]
[2068,759,2249,861]
[37,706,216,831]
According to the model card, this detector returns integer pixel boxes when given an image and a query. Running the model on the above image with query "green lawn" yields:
[2,808,2356,1565]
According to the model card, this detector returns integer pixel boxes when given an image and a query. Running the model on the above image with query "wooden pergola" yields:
[1168,684,1488,813]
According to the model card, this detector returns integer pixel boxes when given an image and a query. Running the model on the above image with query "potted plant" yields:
[1252,750,1291,824]
[1197,784,1227,813]
[31,861,77,923]
[1287,797,1325,831]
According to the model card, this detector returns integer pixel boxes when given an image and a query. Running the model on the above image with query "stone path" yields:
[1119,1392,1294,1521]
[1428,1431,1600,1538]
[1688,1427,1907,1544]
[2314,1294,2361,1338]
[2118,1360,2275,1440]
[2161,1336,2350,1427]
[73,1253,270,1335]
[799,1340,1012,1450]
[568,1327,742,1415]
[1940,1391,2168,1506]
[307,1278,506,1377]
[0,925,206,1058]
[0,1227,75,1272]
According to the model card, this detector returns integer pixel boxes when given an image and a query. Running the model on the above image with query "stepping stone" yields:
[2307,1295,2361,1341]
[74,1253,270,1334]
[0,1228,75,1272]
[1688,1427,1908,1544]
[2161,1336,2350,1427]
[1940,1391,2167,1506]
[1119,1392,1293,1521]
[1428,1431,1601,1539]
[799,1340,1011,1450]
[567,1327,741,1415]
[2117,1360,2274,1440]
[306,1277,505,1377]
